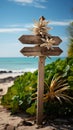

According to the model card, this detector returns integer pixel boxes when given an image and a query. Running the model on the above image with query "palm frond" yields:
[32,74,73,105]
[54,83,69,91]
[55,96,62,104]
[55,86,70,94]
[44,75,73,104]
[57,94,73,103]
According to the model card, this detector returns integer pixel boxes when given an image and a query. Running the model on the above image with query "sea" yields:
[0,57,65,73]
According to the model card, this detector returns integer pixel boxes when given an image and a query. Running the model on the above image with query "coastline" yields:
[0,72,24,79]
[0,71,24,96]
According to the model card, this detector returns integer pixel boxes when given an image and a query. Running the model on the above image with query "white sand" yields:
[0,81,13,96]
[0,72,23,95]
[0,72,24,79]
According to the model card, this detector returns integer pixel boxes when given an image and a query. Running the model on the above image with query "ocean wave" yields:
[0,68,37,74]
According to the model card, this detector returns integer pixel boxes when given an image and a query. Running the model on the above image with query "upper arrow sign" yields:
[19,35,62,45]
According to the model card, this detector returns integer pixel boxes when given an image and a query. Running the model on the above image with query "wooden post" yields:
[36,56,45,125]
[19,31,62,125]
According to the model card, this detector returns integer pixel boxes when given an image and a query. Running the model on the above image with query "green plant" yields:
[1,57,73,117]
[44,75,73,103]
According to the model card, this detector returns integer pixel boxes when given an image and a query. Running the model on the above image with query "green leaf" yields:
[26,103,36,115]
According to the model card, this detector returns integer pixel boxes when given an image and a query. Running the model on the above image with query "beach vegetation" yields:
[1,57,73,118]
[67,22,73,57]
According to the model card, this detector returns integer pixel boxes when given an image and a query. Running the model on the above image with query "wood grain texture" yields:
[20,46,63,56]
[19,35,62,45]
[37,56,45,125]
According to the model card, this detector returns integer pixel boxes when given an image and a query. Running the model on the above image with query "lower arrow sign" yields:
[20,46,63,56]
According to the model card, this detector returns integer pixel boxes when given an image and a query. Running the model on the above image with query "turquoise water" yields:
[0,57,65,72]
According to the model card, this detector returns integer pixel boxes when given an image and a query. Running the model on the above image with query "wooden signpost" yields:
[18,17,63,125]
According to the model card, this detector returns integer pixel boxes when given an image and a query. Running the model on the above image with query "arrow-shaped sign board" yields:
[20,46,63,56]
[19,35,62,45]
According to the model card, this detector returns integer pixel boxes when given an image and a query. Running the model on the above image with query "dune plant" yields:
[31,74,73,117]
[1,58,73,116]
[44,75,73,103]
[32,74,73,104]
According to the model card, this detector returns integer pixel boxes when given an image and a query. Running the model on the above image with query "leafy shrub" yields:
[1,57,73,117]
[1,72,37,114]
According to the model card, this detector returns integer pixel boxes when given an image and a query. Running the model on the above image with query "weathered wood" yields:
[19,35,62,45]
[19,31,63,126]
[41,47,63,56]
[19,35,42,44]
[51,36,62,45]
[37,56,45,125]
[20,46,63,56]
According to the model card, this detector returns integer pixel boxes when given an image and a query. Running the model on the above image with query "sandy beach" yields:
[0,73,73,130]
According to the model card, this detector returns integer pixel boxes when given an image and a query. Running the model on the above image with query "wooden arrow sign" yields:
[20,46,63,56]
[19,35,62,45]
[19,35,42,45]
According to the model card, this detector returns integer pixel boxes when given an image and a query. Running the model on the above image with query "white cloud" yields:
[0,28,28,33]
[9,0,47,8]
[50,21,70,26]
[1,19,73,33]
[33,2,46,8]
[50,21,69,26]
[6,23,33,28]
[12,0,33,4]
[7,20,73,28]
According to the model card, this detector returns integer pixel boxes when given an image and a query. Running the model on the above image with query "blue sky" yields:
[0,0,73,57]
